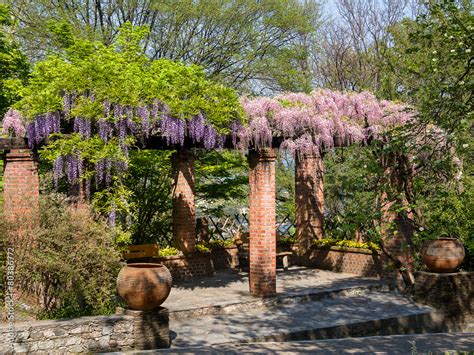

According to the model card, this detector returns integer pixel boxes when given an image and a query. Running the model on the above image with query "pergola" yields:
[0,143,396,300]
[1,134,323,298]
[1,90,414,298]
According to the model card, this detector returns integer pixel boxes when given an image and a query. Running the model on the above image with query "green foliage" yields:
[158,246,180,257]
[195,150,249,216]
[197,239,235,252]
[4,193,123,319]
[378,2,474,269]
[324,146,382,243]
[22,24,244,225]
[17,24,243,131]
[384,1,473,146]
[125,150,173,245]
[276,152,295,221]
[0,4,29,116]
[194,242,212,254]
[312,238,380,251]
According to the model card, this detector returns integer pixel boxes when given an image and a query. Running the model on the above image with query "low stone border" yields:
[0,308,170,353]
[300,246,383,277]
[413,271,474,331]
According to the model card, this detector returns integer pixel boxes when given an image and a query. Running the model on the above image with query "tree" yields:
[0,4,29,116]
[8,0,321,92]
[311,0,410,94]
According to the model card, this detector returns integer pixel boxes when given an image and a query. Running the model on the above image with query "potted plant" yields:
[117,244,173,311]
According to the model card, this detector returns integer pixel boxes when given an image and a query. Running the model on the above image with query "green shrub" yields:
[312,238,380,251]
[194,242,212,254]
[4,193,123,319]
[158,246,180,257]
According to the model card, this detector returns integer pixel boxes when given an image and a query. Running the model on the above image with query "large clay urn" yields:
[422,238,465,273]
[117,263,172,310]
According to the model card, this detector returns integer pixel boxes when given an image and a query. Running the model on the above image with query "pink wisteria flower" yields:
[1,109,26,137]
[238,90,415,156]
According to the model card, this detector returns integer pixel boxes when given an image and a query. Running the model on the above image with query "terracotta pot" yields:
[117,263,172,310]
[422,238,465,273]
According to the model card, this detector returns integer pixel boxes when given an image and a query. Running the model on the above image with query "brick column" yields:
[3,149,39,222]
[248,148,276,297]
[171,149,196,254]
[295,153,324,252]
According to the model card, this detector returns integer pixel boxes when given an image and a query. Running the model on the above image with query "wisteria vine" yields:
[236,90,415,156]
[2,88,414,226]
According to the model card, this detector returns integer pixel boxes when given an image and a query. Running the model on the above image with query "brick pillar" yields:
[3,149,39,222]
[295,153,324,252]
[171,149,196,254]
[248,148,276,297]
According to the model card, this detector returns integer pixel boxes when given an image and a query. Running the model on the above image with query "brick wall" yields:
[3,149,39,222]
[300,246,383,277]
[211,247,239,270]
[295,153,324,250]
[248,148,277,297]
[171,149,196,254]
[0,308,170,353]
[159,253,215,281]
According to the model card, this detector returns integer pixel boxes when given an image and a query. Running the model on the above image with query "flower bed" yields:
[301,242,383,277]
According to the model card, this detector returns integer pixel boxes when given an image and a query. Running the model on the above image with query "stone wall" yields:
[0,308,169,353]
[300,246,383,277]
[412,271,473,330]
[159,253,215,280]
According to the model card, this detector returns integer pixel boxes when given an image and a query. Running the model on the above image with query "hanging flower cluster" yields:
[237,90,415,156]
[1,109,26,137]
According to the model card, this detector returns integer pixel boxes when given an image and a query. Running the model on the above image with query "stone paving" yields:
[162,267,387,313]
[168,289,433,348]
[149,333,474,354]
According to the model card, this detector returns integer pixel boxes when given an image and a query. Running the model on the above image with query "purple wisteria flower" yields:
[62,92,76,115]
[137,106,150,137]
[203,125,217,149]
[103,99,111,117]
[53,156,64,189]
[151,99,160,119]
[97,119,113,142]
[73,117,91,139]
[66,155,79,185]
[105,158,112,186]
[26,112,61,147]
[188,114,206,143]
[108,202,116,228]
[160,114,186,146]
[95,158,106,186]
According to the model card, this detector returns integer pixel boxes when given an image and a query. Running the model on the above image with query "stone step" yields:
[169,290,446,348]
[137,333,474,354]
[169,282,394,321]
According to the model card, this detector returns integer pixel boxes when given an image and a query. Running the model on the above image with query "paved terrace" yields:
[162,267,387,313]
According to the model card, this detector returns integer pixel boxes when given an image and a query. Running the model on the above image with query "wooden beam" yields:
[0,134,370,152]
